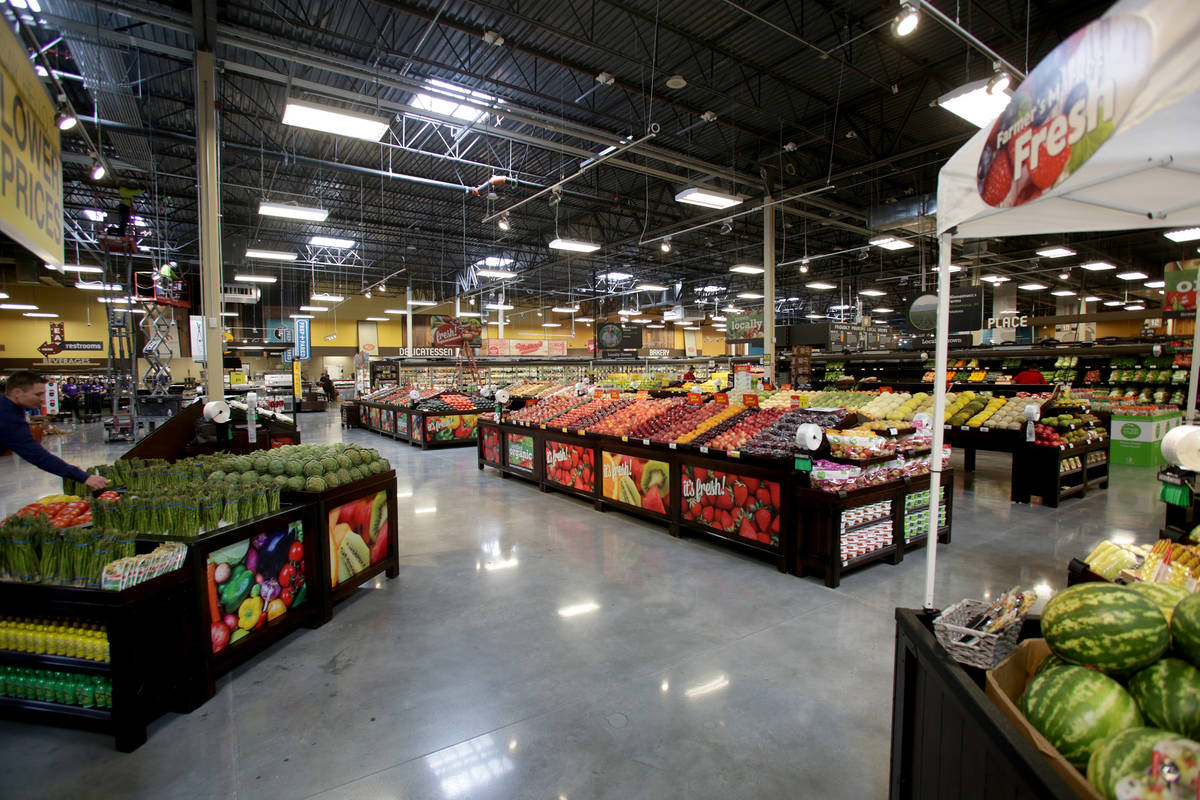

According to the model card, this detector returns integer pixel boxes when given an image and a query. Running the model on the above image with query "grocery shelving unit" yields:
[1011,440,1109,507]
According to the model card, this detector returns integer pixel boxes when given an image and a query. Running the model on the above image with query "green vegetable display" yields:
[0,516,134,587]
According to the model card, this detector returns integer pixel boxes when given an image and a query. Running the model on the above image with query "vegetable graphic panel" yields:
[426,413,479,441]
[207,520,307,654]
[601,451,670,515]
[327,490,390,588]
[680,464,781,548]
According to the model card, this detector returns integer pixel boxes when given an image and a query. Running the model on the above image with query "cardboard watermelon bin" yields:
[985,638,1103,800]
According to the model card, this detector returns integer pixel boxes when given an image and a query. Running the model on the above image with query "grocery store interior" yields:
[0,0,1198,797]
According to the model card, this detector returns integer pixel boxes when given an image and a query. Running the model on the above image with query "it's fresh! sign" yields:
[681,465,780,547]
[601,452,669,515]
[545,441,593,492]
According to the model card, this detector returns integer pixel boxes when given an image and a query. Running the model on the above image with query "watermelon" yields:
[1127,582,1188,624]
[1035,651,1068,675]
[1172,593,1200,668]
[1042,584,1169,674]
[1086,727,1184,800]
[1020,665,1143,768]
[1129,658,1200,738]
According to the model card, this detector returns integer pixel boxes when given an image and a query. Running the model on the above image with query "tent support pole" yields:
[1187,307,1200,424]
[924,231,953,611]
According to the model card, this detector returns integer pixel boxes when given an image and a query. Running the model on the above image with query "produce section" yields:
[358,387,489,449]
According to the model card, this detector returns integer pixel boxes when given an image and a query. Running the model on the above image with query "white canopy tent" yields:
[925,0,1200,607]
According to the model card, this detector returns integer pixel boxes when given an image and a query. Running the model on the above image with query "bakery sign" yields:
[429,315,482,347]
[37,322,102,357]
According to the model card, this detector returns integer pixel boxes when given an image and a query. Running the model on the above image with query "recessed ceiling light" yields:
[674,187,742,210]
[859,289,886,297]
[631,318,653,324]
[95,297,130,304]
[258,202,329,222]
[282,99,390,141]
[309,236,354,250]
[1019,283,1047,291]
[729,264,763,274]
[1050,289,1077,296]
[736,292,763,299]
[869,236,914,250]
[806,281,836,290]
[1164,228,1200,243]
[1036,246,1076,258]
[1117,271,1149,280]
[549,237,601,253]
[980,275,1011,283]
[234,274,278,284]
[1080,261,1116,271]
[1144,280,1165,288]
[245,249,297,261]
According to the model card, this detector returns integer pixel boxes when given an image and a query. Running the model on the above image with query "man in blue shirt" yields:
[0,371,109,491]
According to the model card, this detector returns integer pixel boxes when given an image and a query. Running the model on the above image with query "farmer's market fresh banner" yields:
[0,20,62,266]
[1164,260,1199,320]
[207,521,306,654]
[601,452,669,515]
[725,311,764,342]
[328,490,390,587]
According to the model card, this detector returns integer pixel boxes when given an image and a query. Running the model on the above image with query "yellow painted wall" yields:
[0,285,114,358]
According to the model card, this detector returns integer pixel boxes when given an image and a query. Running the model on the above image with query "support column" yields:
[406,286,414,355]
[762,193,776,384]
[194,48,224,401]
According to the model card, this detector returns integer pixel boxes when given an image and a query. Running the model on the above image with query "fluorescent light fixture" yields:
[873,307,895,313]
[384,308,408,315]
[1081,261,1116,271]
[936,78,1013,127]
[998,309,1020,314]
[678,325,699,330]
[934,264,963,273]
[1036,246,1076,258]
[674,187,742,209]
[112,308,146,315]
[22,312,57,318]
[457,310,482,317]
[646,324,666,328]
[737,292,764,299]
[632,318,652,324]
[311,293,345,302]
[245,249,297,261]
[309,235,354,248]
[541,322,562,327]
[485,303,514,310]
[557,601,601,618]
[1164,227,1200,243]
[219,312,238,317]
[476,268,518,279]
[786,297,800,302]
[729,264,763,274]
[684,674,730,698]
[258,201,329,223]
[1018,283,1047,291]
[365,316,390,322]
[281,99,390,141]
[1050,289,1077,296]
[722,305,741,313]
[96,297,130,304]
[806,281,836,290]
[869,236,914,250]
[82,209,106,222]
[806,312,825,319]
[486,321,501,325]
[710,315,726,322]
[234,274,278,284]
[635,283,669,291]
[408,299,437,306]
[1117,271,1148,280]
[1103,300,1124,306]
[61,264,103,274]
[551,305,580,313]
[1126,304,1146,310]
[549,237,601,253]
[829,304,853,311]
[288,314,315,319]
[1145,280,1165,288]
[75,281,122,291]
[617,308,639,316]
[1083,296,1102,302]
[698,285,724,293]
[980,275,1011,283]
[600,271,632,281]
[412,78,494,123]
[297,305,328,312]
[662,310,680,320]
[0,303,37,310]
[474,256,514,268]
[859,289,886,297]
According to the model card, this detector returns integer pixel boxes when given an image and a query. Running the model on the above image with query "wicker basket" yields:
[933,598,1023,669]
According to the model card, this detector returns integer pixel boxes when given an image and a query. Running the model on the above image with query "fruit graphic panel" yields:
[544,441,594,492]
[601,451,670,515]
[328,490,390,588]
[382,409,395,434]
[481,427,501,463]
[413,417,424,441]
[507,434,535,471]
[426,413,479,442]
[680,464,781,548]
[206,520,307,654]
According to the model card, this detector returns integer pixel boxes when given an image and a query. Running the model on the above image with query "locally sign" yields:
[906,286,984,333]
[725,311,764,342]
[0,21,62,266]
[978,15,1151,208]
[1165,260,1199,320]
[429,315,482,347]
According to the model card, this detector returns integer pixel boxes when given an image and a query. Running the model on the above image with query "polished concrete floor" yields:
[0,412,1166,799]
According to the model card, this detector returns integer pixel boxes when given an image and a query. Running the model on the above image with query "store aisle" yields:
[0,415,1167,799]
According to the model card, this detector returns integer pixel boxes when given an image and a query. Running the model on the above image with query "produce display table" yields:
[358,401,409,441]
[0,568,198,751]
[478,418,952,582]
[357,402,484,449]
[890,608,1077,799]
[1012,439,1109,507]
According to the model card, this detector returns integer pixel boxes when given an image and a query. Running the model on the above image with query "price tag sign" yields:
[642,438,650,446]
[734,363,751,374]
[791,394,808,408]
[687,392,702,405]
[668,442,677,449]
[562,428,568,433]
[887,428,898,436]
[960,425,969,431]
[593,389,603,399]
[729,450,740,458]
[621,436,628,442]
[636,390,649,400]
[610,390,621,400]
[944,424,951,430]
[780,384,792,390]
[879,386,893,393]
[577,429,585,436]
[699,445,709,454]
[794,455,812,473]
[981,427,989,433]
[715,393,729,406]
[742,394,759,407]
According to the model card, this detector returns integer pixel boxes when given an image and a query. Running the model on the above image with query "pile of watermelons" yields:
[1020,582,1200,799]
